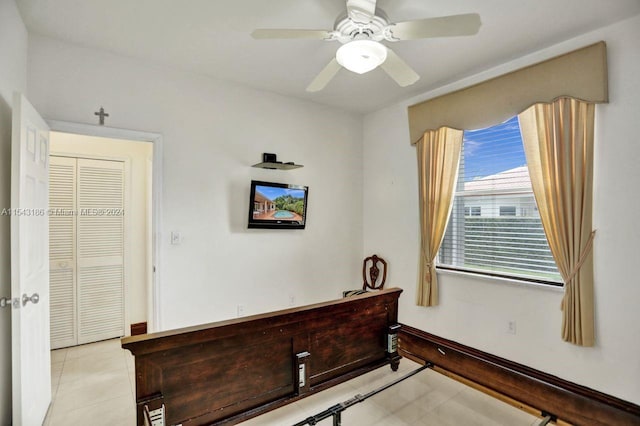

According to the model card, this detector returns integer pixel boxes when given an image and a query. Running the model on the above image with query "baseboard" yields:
[130,322,147,336]
[398,324,640,426]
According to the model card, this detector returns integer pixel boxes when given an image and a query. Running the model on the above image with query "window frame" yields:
[435,264,565,289]
[436,119,563,288]
[499,206,517,216]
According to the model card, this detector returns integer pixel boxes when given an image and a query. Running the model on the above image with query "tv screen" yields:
[248,180,308,229]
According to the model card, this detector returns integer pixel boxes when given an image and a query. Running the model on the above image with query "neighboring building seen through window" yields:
[438,116,562,284]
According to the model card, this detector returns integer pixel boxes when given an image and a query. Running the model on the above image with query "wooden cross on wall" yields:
[94,107,109,125]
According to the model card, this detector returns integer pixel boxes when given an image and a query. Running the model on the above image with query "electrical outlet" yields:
[289,295,295,306]
[237,304,245,317]
[507,320,517,335]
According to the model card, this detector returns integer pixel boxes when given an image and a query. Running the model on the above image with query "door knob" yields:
[22,293,40,306]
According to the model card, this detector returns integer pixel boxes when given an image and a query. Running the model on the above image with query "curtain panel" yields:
[414,127,463,306]
[519,98,596,346]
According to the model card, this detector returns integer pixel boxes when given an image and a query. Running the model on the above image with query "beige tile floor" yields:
[45,338,136,425]
[46,339,543,426]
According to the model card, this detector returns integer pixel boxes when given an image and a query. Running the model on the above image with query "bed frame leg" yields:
[389,355,401,371]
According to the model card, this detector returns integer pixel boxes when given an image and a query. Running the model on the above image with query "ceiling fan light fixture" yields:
[336,40,387,74]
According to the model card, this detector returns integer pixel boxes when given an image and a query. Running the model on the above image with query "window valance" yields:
[408,41,607,144]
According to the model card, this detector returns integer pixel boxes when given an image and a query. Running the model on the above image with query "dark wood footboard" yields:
[121,288,403,426]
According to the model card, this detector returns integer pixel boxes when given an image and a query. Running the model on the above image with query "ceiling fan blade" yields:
[380,48,420,87]
[386,13,481,41]
[346,0,377,23]
[251,29,334,40]
[306,59,342,92]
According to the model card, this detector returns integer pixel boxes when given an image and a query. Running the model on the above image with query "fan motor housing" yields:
[334,10,390,43]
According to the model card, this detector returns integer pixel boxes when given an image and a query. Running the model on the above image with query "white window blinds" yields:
[437,116,562,284]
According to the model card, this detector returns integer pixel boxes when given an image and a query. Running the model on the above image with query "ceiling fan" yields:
[251,0,481,92]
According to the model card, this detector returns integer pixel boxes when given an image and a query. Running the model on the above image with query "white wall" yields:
[28,36,364,331]
[0,0,28,421]
[363,15,640,405]
[50,133,153,328]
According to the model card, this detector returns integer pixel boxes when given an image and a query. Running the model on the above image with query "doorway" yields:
[47,125,161,346]
[49,155,130,348]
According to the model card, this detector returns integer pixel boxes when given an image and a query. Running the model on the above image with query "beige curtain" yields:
[518,98,596,346]
[415,127,463,306]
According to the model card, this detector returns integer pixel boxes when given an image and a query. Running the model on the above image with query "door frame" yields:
[46,120,163,332]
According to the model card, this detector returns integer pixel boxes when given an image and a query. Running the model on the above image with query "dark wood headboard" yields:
[122,288,403,426]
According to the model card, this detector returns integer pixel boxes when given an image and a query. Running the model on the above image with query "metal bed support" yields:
[291,362,433,426]
[538,415,552,425]
[538,411,557,425]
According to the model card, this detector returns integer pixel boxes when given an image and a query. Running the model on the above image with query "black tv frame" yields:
[248,180,308,229]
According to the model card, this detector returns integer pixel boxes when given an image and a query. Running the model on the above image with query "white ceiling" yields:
[16,0,640,114]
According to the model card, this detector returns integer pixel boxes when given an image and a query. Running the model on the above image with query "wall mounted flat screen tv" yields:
[248,180,308,229]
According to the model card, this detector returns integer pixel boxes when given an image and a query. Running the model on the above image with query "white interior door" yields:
[11,93,51,425]
[49,156,77,349]
[49,156,126,348]
[76,158,125,344]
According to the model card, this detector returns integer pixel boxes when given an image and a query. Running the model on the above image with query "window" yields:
[438,116,562,284]
[499,206,516,216]
[465,206,481,216]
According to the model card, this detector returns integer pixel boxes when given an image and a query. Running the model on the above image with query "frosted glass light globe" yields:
[336,40,388,74]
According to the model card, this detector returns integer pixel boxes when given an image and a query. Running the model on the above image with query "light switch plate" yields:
[171,231,181,245]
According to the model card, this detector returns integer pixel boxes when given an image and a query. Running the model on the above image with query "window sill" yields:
[436,267,565,293]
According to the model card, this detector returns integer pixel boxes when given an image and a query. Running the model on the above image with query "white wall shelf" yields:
[252,161,303,170]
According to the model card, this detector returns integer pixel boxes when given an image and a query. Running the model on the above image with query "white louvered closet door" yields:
[49,156,77,349]
[49,156,125,348]
[76,158,125,344]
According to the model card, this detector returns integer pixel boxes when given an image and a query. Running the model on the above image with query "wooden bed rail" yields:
[122,288,403,426]
[398,324,640,426]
